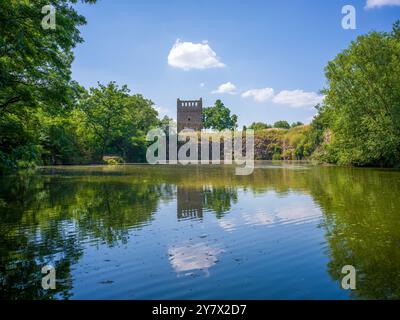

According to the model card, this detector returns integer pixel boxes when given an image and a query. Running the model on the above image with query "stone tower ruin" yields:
[177,98,203,132]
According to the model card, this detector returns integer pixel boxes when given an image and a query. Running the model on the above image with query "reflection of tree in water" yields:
[67,180,163,245]
[1,165,400,299]
[0,225,82,300]
[176,186,238,220]
[203,187,238,219]
[0,174,82,299]
[307,168,400,299]
[172,166,400,299]
[0,173,170,299]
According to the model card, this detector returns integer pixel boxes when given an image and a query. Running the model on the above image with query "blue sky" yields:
[72,0,400,127]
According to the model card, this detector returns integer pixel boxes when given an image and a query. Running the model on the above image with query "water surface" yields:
[1,163,399,299]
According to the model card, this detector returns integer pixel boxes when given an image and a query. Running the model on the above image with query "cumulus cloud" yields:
[167,40,225,70]
[241,87,324,108]
[241,87,274,102]
[366,0,400,8]
[212,82,237,94]
[272,90,324,107]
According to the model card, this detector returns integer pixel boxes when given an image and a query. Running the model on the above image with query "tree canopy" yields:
[77,82,159,162]
[249,122,272,131]
[0,0,96,115]
[291,121,304,128]
[316,20,400,166]
[1,1,399,171]
[202,100,238,131]
[0,1,162,171]
[273,120,291,129]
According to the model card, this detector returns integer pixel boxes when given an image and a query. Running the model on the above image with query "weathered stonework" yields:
[177,98,203,132]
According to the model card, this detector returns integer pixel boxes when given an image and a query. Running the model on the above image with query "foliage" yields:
[291,121,304,128]
[159,115,174,135]
[77,82,159,162]
[248,122,272,131]
[0,0,96,172]
[273,120,291,129]
[202,99,238,131]
[1,2,399,171]
[0,0,96,116]
[104,158,121,165]
[315,21,400,166]
[0,1,162,172]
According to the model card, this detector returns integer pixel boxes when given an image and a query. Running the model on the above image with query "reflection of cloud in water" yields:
[218,219,237,231]
[217,200,321,231]
[242,210,274,226]
[275,205,321,222]
[168,243,224,276]
[218,210,274,231]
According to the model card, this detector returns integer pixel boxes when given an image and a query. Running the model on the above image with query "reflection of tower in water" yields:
[177,187,203,220]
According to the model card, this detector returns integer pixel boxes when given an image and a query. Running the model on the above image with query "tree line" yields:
[1,1,399,171]
[0,1,165,170]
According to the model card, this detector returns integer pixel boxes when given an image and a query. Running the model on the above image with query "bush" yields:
[103,156,123,165]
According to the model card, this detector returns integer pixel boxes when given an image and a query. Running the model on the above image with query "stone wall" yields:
[177,98,203,132]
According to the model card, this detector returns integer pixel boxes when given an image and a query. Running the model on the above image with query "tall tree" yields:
[78,82,159,162]
[0,1,96,171]
[273,120,290,129]
[291,121,304,128]
[249,122,271,131]
[202,99,238,131]
[0,0,96,115]
[318,20,400,166]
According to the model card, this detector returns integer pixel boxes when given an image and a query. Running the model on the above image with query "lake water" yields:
[1,163,399,300]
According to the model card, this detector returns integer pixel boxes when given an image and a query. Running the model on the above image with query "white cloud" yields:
[366,0,400,8]
[200,83,205,87]
[272,90,324,108]
[241,87,324,108]
[241,87,274,102]
[167,40,225,70]
[212,82,237,94]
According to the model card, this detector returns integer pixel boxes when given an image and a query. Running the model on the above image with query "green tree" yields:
[0,0,96,115]
[0,0,96,171]
[317,21,400,166]
[159,115,174,134]
[249,122,272,131]
[291,121,304,128]
[38,111,85,165]
[273,120,290,129]
[78,82,159,162]
[202,100,238,131]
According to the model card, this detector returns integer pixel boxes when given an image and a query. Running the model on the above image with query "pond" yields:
[0,163,399,299]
